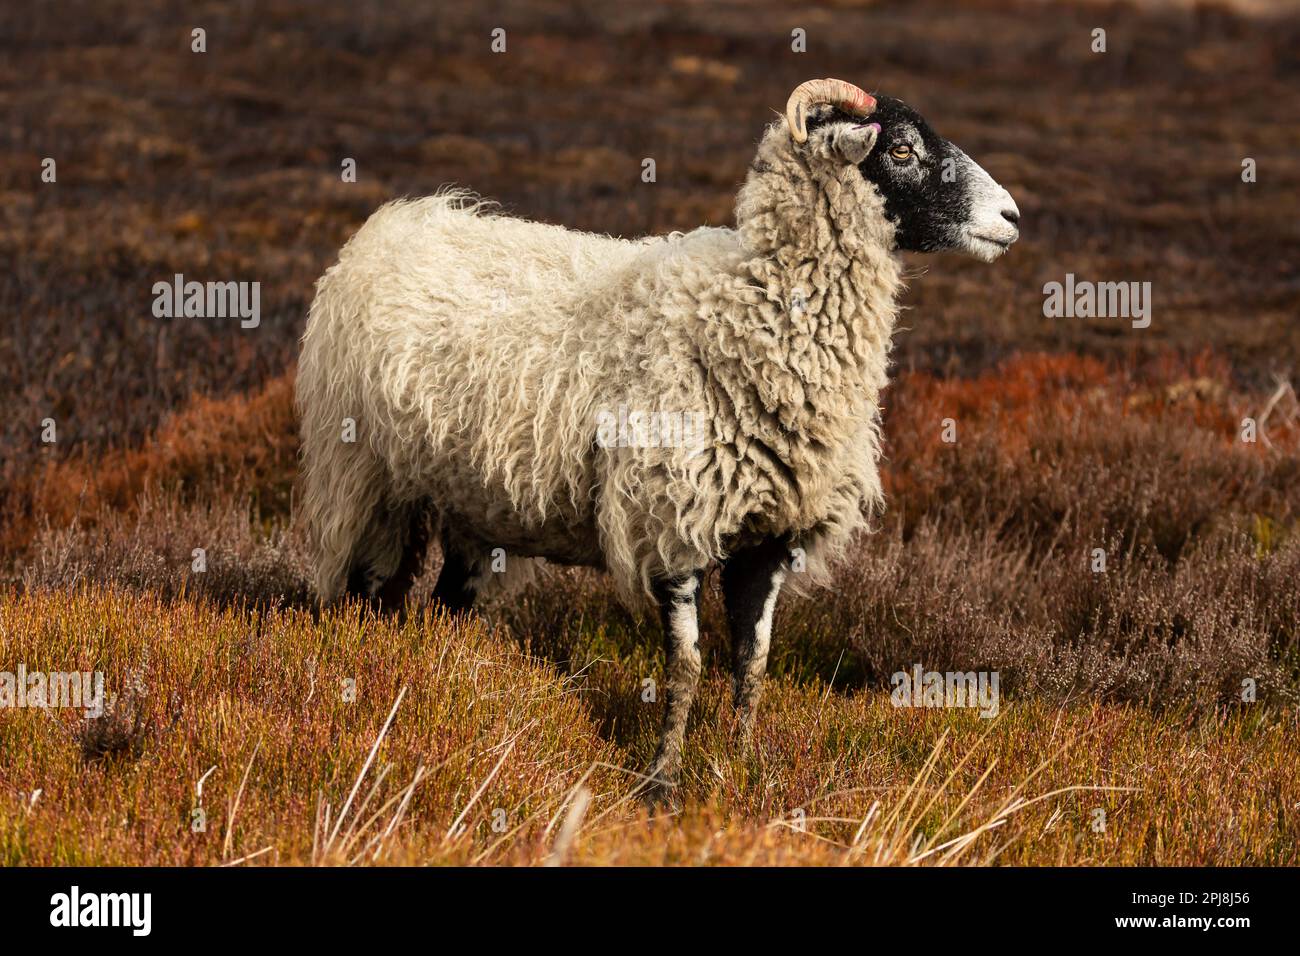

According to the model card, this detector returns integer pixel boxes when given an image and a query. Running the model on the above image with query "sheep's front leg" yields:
[722,538,789,740]
[643,572,704,804]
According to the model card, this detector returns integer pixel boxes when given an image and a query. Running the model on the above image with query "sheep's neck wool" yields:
[597,120,902,601]
[715,123,902,563]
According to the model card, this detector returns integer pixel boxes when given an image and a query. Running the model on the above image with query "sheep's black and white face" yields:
[812,95,1021,261]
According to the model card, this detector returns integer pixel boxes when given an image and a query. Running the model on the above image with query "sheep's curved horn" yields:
[785,78,876,143]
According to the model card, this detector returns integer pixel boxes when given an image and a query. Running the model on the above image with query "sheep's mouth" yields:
[962,232,1016,261]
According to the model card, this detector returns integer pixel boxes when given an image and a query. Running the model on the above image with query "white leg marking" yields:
[745,568,786,686]
[652,575,703,787]
[668,577,701,656]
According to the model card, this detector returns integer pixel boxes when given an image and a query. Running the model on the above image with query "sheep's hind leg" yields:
[429,532,479,615]
[641,572,705,807]
[344,500,431,617]
[722,537,789,741]
[373,506,433,617]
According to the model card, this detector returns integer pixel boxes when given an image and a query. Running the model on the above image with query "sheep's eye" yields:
[889,145,913,161]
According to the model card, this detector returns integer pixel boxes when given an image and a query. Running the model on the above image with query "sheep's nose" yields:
[1001,208,1020,225]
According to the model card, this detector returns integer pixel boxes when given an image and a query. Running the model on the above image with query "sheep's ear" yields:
[807,121,880,166]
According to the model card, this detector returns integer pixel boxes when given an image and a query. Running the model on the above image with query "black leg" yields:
[721,537,789,738]
[343,539,385,614]
[343,502,431,618]
[430,542,477,614]
[642,571,705,805]
[375,511,432,617]
[344,563,374,606]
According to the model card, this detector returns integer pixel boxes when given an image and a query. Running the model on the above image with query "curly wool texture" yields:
[296,117,903,607]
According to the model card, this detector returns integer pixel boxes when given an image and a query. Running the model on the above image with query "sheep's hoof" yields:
[636,769,681,813]
[731,708,758,747]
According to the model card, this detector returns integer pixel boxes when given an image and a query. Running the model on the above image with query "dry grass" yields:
[1,586,1294,866]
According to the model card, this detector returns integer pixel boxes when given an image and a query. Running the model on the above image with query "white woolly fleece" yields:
[296,117,904,607]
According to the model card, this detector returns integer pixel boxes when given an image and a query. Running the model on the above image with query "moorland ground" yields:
[1,0,1298,865]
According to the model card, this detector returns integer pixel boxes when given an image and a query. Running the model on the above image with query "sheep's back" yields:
[302,193,678,545]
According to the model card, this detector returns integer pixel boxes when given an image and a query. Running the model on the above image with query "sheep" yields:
[296,79,1020,801]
